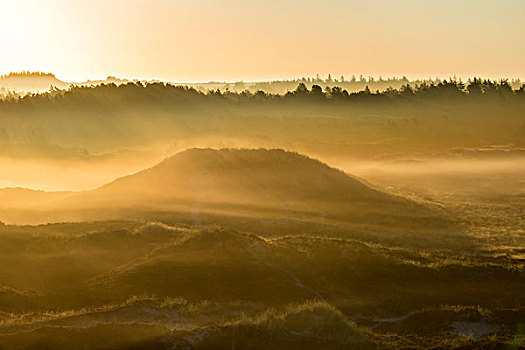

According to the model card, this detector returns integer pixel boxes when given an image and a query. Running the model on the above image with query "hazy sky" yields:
[1,0,524,82]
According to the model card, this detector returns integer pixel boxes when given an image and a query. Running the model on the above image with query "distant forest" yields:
[0,79,523,162]
[1,77,524,104]
[1,71,523,96]
[192,75,524,95]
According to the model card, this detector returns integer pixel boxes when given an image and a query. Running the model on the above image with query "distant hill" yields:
[0,72,70,93]
[0,72,131,94]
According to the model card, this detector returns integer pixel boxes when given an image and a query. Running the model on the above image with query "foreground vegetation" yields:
[0,190,523,349]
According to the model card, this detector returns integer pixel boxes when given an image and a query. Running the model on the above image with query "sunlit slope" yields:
[52,148,440,227]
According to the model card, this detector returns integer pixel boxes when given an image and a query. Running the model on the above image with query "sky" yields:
[0,0,524,82]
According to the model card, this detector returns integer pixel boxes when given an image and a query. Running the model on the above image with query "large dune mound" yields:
[99,148,392,202]
[65,149,433,223]
[0,149,447,231]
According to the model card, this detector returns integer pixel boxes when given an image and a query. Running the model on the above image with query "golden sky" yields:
[1,0,524,82]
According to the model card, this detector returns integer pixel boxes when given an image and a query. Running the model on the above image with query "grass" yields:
[0,193,522,348]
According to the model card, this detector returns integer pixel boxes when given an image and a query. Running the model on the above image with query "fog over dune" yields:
[0,149,445,234]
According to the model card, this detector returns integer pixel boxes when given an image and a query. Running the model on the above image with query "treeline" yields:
[283,78,524,101]
[214,75,524,94]
[0,71,57,79]
[0,78,524,108]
